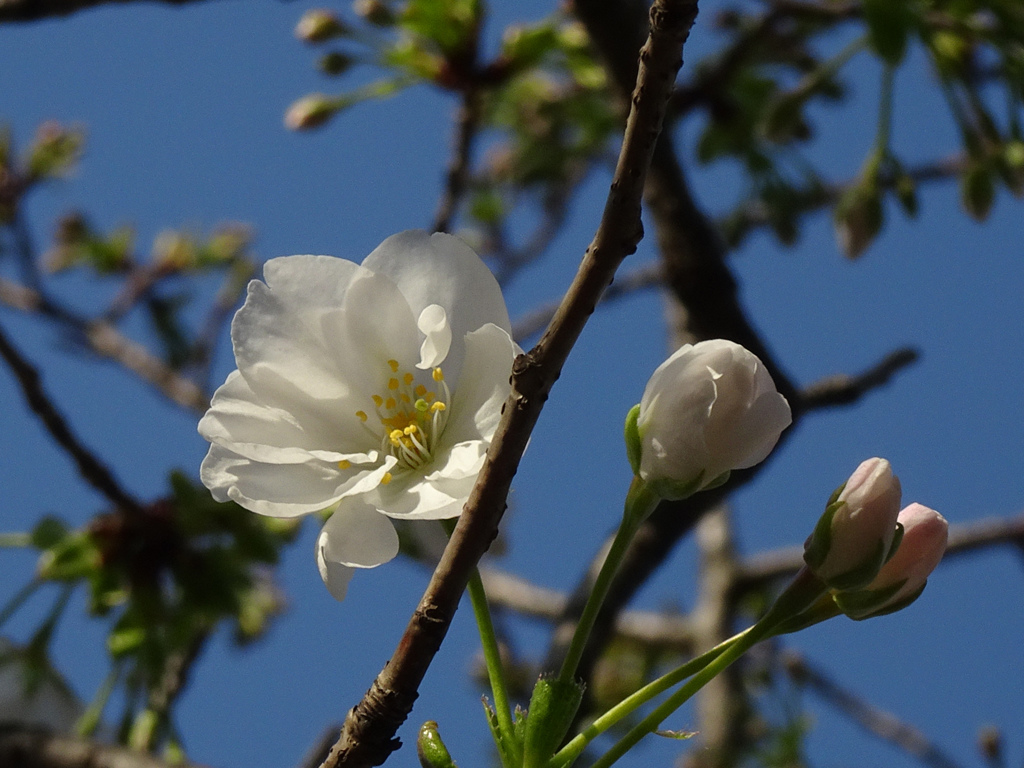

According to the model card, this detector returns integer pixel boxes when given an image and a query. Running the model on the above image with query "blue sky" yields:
[1,2,1023,768]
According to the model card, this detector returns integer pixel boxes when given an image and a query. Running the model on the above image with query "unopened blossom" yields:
[834,503,948,620]
[199,231,517,600]
[628,339,791,499]
[804,458,903,591]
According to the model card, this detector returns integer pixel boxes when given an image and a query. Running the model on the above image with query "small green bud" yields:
[961,163,995,221]
[284,94,345,131]
[417,721,457,768]
[353,0,394,26]
[319,51,356,76]
[295,9,349,43]
[522,676,584,768]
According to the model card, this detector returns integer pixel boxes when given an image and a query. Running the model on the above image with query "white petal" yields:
[371,471,466,520]
[416,304,452,370]
[200,444,396,517]
[316,553,354,602]
[362,231,511,385]
[319,501,401,568]
[426,441,487,482]
[441,324,517,445]
[316,501,401,601]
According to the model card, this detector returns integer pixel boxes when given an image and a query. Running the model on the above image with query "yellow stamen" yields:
[432,367,444,382]
[388,377,400,390]
[414,384,427,397]
[380,472,393,485]
[388,359,399,372]
[338,460,351,470]
[403,372,414,385]
[431,402,446,413]
[356,411,368,422]
[404,425,418,435]
[385,397,396,410]
[390,429,404,444]
[372,395,384,408]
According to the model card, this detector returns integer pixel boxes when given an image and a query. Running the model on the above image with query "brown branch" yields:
[432,88,483,235]
[511,261,662,342]
[0,319,147,516]
[319,3,700,766]
[0,726,209,768]
[785,651,966,768]
[0,277,208,412]
[0,0,219,23]
[798,346,920,410]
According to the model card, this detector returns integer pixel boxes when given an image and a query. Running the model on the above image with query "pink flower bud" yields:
[804,458,902,590]
[835,503,948,620]
[629,340,791,499]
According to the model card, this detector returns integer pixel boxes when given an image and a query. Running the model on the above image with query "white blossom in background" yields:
[804,457,903,591]
[629,339,792,499]
[199,231,517,600]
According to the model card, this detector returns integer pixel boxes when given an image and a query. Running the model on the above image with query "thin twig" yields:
[0,725,210,768]
[0,277,208,412]
[0,319,146,516]
[511,262,662,342]
[433,89,483,235]
[785,651,966,768]
[799,347,919,410]
[0,0,218,22]
[319,3,700,766]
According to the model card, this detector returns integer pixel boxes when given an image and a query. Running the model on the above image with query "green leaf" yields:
[31,517,69,550]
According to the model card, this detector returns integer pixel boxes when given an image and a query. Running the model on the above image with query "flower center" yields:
[354,358,450,481]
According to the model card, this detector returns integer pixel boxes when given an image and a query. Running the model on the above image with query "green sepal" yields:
[623,404,642,476]
[522,676,585,768]
[824,535,889,591]
[803,498,842,572]
[483,699,521,768]
[833,578,923,621]
[418,720,458,768]
[646,472,704,502]
[883,522,905,565]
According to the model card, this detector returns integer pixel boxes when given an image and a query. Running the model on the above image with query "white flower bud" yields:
[629,340,791,499]
[804,458,903,590]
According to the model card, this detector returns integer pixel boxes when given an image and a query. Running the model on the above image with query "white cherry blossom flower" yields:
[199,231,517,600]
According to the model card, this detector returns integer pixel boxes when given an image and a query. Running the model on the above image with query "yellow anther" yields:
[431,402,446,413]
[380,472,393,485]
[388,359,400,372]
[356,410,368,422]
[388,377,400,390]
[403,372,414,385]
[432,367,444,382]
[338,460,351,470]
[385,397,396,410]
[372,394,384,408]
[404,425,418,435]
[414,384,427,397]
[390,429,404,444]
[425,391,435,403]
[399,393,410,404]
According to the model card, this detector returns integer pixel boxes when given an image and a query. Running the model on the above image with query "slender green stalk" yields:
[441,520,517,762]
[77,665,120,737]
[590,623,774,768]
[0,532,32,548]
[0,577,41,630]
[557,479,660,686]
[466,568,517,748]
[549,629,750,768]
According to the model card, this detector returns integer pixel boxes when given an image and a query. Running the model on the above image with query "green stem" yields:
[590,622,774,768]
[549,630,749,768]
[467,569,517,747]
[77,664,120,737]
[441,520,516,760]
[0,577,41,630]
[557,479,659,686]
